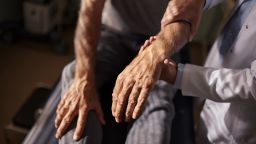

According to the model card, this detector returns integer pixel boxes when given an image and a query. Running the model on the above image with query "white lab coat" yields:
[181,0,256,143]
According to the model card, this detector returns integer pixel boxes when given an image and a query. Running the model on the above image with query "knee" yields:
[61,61,76,80]
[61,61,76,91]
[59,111,102,144]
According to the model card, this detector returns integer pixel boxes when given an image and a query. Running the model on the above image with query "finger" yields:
[125,84,141,122]
[56,98,66,113]
[112,93,118,116]
[132,87,150,119]
[149,36,155,43]
[95,102,106,125]
[164,59,169,64]
[115,80,135,123]
[73,109,88,141]
[55,108,76,139]
[168,60,177,67]
[112,76,124,116]
[55,106,68,128]
[144,40,150,47]
[55,113,63,128]
[164,59,176,67]
[139,40,150,54]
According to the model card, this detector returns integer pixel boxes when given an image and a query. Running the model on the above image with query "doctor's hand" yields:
[112,39,167,123]
[161,0,204,41]
[55,77,105,141]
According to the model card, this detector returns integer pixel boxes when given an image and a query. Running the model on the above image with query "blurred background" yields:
[0,0,234,144]
[0,0,79,143]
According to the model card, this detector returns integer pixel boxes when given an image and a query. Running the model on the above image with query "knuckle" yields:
[117,74,124,82]
[117,100,125,106]
[124,77,134,87]
[129,99,137,105]
[112,95,118,102]
[63,117,72,124]
[58,109,65,116]
[81,104,88,110]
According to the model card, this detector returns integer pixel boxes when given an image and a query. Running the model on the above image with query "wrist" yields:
[75,65,95,80]
[156,23,190,56]
[150,40,173,60]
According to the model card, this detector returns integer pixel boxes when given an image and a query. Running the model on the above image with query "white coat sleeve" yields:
[181,60,256,102]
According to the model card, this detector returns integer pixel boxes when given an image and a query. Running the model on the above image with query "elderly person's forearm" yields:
[74,0,105,79]
[153,21,191,58]
[55,0,106,140]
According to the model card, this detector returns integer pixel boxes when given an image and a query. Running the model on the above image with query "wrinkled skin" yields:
[112,42,164,122]
[112,22,190,123]
[55,77,105,140]
[161,0,204,41]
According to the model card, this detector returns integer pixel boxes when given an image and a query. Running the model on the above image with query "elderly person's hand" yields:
[112,20,190,123]
[112,38,168,122]
[141,36,178,84]
[161,0,204,41]
[55,76,105,141]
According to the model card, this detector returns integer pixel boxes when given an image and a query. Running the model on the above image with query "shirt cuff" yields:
[173,63,185,89]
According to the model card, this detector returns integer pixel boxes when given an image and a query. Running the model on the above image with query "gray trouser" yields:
[59,29,176,144]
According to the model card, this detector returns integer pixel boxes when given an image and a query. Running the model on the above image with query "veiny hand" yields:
[55,77,105,141]
[138,36,156,55]
[112,40,166,123]
[161,0,204,41]
[142,36,178,84]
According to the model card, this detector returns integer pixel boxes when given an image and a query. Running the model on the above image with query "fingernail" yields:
[73,135,79,141]
[55,133,60,139]
[115,118,120,123]
[132,113,137,119]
